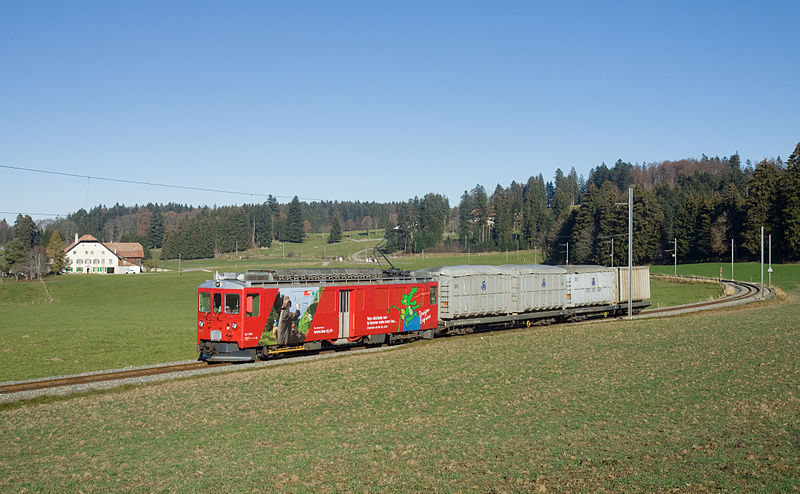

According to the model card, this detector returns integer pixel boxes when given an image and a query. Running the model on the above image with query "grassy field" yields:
[650,261,800,291]
[1,287,797,491]
[151,229,387,271]
[647,278,722,309]
[0,272,208,381]
[2,258,789,382]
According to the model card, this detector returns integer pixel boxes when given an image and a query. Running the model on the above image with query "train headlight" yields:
[232,322,238,329]
[198,321,204,328]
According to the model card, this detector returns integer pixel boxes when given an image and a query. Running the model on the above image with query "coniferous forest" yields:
[1,142,799,271]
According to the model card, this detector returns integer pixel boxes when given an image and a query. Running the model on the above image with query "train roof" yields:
[415,264,567,277]
[558,265,614,273]
[200,268,434,289]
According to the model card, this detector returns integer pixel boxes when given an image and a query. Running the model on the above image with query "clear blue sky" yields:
[2,0,798,223]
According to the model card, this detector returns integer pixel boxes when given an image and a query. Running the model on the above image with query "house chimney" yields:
[75,233,79,244]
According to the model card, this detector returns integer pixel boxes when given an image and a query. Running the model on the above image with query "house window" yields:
[94,259,100,264]
[76,259,82,264]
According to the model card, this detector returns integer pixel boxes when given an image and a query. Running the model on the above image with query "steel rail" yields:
[0,361,219,395]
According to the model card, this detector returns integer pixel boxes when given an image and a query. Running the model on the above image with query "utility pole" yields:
[560,242,569,265]
[628,187,632,319]
[674,237,677,276]
[768,234,772,288]
[615,189,633,318]
[178,253,181,277]
[610,237,614,267]
[760,226,764,299]
[731,239,734,281]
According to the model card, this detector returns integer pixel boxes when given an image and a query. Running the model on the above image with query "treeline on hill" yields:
[0,195,437,265]
[456,142,799,265]
[2,141,799,274]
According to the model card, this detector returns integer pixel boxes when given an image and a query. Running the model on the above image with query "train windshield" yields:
[213,293,222,313]
[225,293,240,314]
[199,293,211,312]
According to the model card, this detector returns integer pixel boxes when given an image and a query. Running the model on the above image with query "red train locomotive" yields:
[197,269,438,362]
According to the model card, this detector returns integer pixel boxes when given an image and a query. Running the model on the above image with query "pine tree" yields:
[267,195,280,241]
[570,184,599,264]
[458,190,473,248]
[743,159,784,257]
[286,196,305,243]
[147,210,164,249]
[631,185,664,264]
[551,169,572,220]
[675,193,701,262]
[417,193,447,251]
[46,231,67,274]
[13,214,39,249]
[3,238,27,272]
[595,182,625,266]
[491,185,514,251]
[328,216,342,243]
[783,142,800,260]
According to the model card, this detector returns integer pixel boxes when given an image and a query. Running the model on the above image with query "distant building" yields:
[63,234,144,274]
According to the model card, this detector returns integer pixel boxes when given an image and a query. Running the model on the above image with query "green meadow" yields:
[650,261,800,291]
[1,277,796,492]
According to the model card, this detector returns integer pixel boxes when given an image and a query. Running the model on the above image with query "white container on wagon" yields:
[613,266,651,303]
[423,265,518,319]
[561,265,616,307]
[508,264,567,311]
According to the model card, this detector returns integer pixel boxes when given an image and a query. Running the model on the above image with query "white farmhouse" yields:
[63,234,144,274]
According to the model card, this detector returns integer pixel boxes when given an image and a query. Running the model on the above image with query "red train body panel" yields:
[197,270,438,361]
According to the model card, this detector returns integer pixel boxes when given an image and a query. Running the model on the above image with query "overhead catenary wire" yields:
[0,163,326,203]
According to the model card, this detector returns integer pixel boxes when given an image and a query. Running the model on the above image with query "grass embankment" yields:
[0,272,208,381]
[1,291,797,491]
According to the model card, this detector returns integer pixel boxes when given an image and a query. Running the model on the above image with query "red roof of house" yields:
[64,234,100,252]
[64,235,144,260]
[104,242,145,260]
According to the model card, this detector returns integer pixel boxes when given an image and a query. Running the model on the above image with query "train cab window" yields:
[213,293,222,313]
[225,293,240,314]
[430,286,437,305]
[199,293,211,313]
[246,294,260,317]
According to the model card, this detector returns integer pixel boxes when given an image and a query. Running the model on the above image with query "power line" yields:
[0,211,69,217]
[0,163,326,202]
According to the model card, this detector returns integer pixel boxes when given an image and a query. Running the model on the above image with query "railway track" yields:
[0,361,220,395]
[1,278,773,399]
[637,278,772,318]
